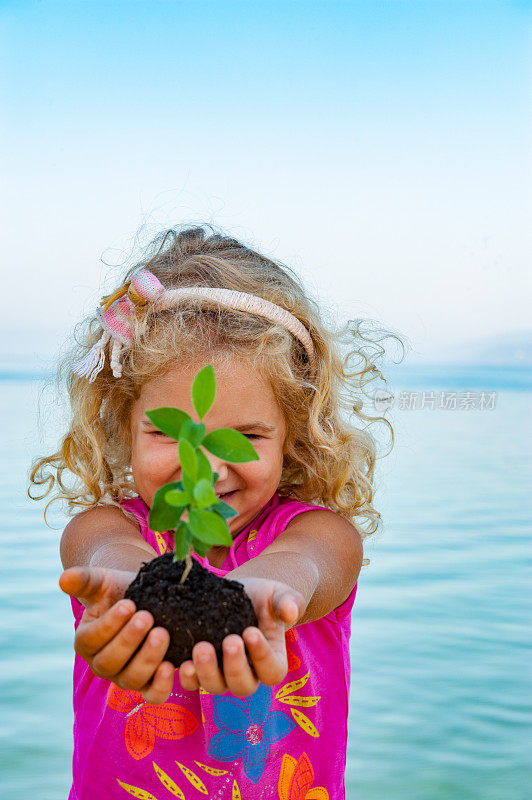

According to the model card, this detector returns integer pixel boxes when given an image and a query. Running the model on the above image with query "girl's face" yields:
[130,357,287,537]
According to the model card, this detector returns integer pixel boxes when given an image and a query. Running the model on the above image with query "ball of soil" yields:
[124,553,258,670]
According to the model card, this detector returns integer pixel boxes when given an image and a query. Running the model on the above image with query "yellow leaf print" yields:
[175,761,208,794]
[152,761,185,798]
[248,528,259,542]
[116,779,159,799]
[290,708,320,738]
[278,754,297,800]
[153,531,167,555]
[232,780,242,800]
[306,789,329,799]
[194,761,228,776]
[277,694,321,707]
[276,671,310,699]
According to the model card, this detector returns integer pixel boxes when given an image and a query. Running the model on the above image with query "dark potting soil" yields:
[124,553,258,669]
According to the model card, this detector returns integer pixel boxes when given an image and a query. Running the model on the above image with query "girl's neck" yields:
[205,544,230,570]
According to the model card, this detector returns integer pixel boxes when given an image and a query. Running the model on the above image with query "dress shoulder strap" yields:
[120,496,173,556]
[248,494,334,555]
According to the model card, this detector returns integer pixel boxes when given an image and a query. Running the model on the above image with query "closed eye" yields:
[150,431,262,439]
[151,431,260,440]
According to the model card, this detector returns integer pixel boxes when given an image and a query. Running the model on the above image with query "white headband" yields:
[71,269,315,382]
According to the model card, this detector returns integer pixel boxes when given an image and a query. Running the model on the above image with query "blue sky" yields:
[1,0,530,365]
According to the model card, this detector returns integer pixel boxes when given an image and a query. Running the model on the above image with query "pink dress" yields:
[68,492,358,800]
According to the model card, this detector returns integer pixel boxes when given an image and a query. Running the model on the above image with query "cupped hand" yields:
[178,576,305,697]
[59,566,175,705]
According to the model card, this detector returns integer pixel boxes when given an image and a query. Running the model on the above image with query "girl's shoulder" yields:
[250,492,334,547]
[61,503,143,569]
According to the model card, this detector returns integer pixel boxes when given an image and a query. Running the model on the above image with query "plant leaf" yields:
[173,521,192,561]
[165,489,190,507]
[190,536,210,558]
[196,449,213,483]
[210,499,239,520]
[192,364,216,421]
[148,482,184,531]
[202,429,259,463]
[179,419,206,448]
[193,479,218,510]
[188,509,233,546]
[181,472,195,498]
[179,438,198,480]
[145,408,191,440]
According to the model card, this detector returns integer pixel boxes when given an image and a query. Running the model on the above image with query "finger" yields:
[192,642,227,695]
[178,660,200,692]
[139,661,176,705]
[74,599,136,658]
[242,626,287,686]
[222,635,259,697]
[116,626,170,691]
[59,566,108,605]
[88,610,154,675]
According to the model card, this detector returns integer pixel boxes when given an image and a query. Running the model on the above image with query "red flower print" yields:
[107,684,199,760]
[285,627,301,672]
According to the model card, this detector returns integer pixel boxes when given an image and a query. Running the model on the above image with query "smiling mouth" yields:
[219,490,238,500]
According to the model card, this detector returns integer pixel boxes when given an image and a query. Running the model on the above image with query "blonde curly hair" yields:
[29,225,404,539]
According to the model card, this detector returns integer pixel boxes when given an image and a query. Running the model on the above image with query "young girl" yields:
[30,226,396,800]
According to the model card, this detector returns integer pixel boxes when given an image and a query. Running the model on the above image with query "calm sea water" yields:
[0,365,530,799]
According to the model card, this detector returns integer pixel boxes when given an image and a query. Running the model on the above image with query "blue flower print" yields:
[207,682,295,783]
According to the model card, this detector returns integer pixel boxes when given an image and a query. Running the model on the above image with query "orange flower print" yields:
[278,753,329,800]
[107,684,199,760]
[285,627,301,672]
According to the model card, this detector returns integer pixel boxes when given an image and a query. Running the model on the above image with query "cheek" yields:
[245,445,284,479]
[133,440,177,478]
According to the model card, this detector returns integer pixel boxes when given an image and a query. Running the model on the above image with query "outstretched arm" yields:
[178,509,363,694]
[59,506,177,704]
[231,509,363,625]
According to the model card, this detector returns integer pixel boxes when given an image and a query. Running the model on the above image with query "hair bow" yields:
[71,270,165,382]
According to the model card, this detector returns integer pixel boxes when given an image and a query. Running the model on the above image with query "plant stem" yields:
[180,551,193,585]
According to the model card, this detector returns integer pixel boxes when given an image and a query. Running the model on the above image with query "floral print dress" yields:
[68,492,358,800]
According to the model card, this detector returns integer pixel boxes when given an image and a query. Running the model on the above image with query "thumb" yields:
[271,587,305,627]
[58,566,107,606]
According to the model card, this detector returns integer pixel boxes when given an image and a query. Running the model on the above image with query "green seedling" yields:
[146,364,259,583]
